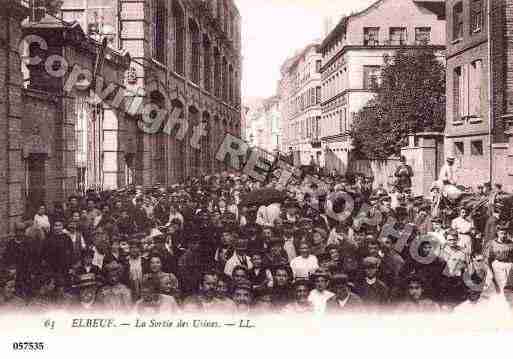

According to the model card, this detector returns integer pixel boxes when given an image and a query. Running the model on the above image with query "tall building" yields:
[1,0,130,233]
[445,0,513,189]
[244,96,281,153]
[60,0,243,185]
[319,0,446,174]
[279,43,323,167]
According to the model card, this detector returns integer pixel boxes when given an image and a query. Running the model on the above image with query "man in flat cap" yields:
[233,279,254,315]
[282,280,314,314]
[224,236,253,277]
[354,256,389,308]
[265,237,289,268]
[326,273,363,315]
[182,271,235,314]
[70,273,99,313]
[308,268,334,314]
[3,222,35,297]
[438,229,468,305]
[485,222,513,293]
[96,261,132,313]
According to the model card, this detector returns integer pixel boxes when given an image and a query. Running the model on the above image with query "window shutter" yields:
[471,60,482,117]
[461,64,469,118]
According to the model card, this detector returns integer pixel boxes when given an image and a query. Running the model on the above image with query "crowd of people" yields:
[1,165,513,316]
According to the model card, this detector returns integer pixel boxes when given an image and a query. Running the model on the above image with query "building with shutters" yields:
[279,43,323,167]
[319,0,446,174]
[444,0,513,189]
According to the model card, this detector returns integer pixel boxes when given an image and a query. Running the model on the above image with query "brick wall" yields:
[0,2,30,236]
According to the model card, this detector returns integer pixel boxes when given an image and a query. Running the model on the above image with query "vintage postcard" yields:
[1,0,512,357]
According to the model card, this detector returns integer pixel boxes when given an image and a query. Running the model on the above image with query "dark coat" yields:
[325,292,364,314]
[394,164,414,190]
[42,233,74,275]
[354,279,390,306]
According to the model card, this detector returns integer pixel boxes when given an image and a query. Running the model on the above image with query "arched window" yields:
[203,36,212,92]
[224,1,229,34]
[189,19,201,84]
[173,1,185,75]
[229,64,234,104]
[234,71,240,107]
[222,57,228,101]
[151,0,167,65]
[214,49,221,97]
[217,0,223,26]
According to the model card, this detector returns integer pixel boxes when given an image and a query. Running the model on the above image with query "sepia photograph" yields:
[0,0,512,357]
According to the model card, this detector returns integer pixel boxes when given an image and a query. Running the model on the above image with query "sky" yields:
[235,0,376,102]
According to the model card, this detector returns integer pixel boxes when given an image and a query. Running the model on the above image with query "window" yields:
[389,27,407,45]
[363,66,380,89]
[471,140,483,156]
[364,27,379,46]
[173,8,185,75]
[415,27,431,45]
[203,38,212,92]
[189,20,201,84]
[469,60,483,118]
[152,0,167,65]
[316,86,321,104]
[340,108,347,133]
[471,0,483,33]
[453,66,464,121]
[214,49,221,97]
[222,58,228,101]
[229,65,234,103]
[454,142,464,157]
[453,2,464,40]
[316,60,322,73]
[453,61,482,121]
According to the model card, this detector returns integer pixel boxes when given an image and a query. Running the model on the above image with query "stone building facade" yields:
[1,0,130,235]
[319,0,446,174]
[60,0,242,185]
[246,96,281,154]
[279,43,323,167]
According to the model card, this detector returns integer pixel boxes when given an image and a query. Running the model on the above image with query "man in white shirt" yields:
[439,156,457,185]
[307,268,334,314]
[290,242,319,280]
[224,236,253,277]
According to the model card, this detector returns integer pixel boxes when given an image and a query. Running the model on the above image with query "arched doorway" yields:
[23,124,50,217]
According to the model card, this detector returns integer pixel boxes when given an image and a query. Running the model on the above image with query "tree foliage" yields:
[350,48,446,160]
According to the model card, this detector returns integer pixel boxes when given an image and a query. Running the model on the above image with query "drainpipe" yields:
[5,12,12,230]
[488,0,493,185]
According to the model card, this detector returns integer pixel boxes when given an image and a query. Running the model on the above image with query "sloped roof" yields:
[320,0,445,50]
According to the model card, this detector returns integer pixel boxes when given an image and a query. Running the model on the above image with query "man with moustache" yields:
[182,271,235,313]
